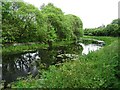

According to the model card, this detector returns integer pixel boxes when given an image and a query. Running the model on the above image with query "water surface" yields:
[79,43,102,55]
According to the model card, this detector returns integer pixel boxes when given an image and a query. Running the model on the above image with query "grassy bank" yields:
[2,43,48,55]
[2,40,74,55]
[12,37,120,88]
[82,36,118,46]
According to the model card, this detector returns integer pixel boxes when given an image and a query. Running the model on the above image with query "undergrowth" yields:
[12,38,120,88]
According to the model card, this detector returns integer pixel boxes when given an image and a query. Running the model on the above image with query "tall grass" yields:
[12,39,119,88]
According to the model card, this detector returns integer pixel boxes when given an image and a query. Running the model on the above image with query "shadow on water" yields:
[2,43,82,88]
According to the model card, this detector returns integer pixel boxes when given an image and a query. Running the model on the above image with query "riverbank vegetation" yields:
[82,36,118,46]
[12,37,119,88]
[2,40,74,55]
[2,0,120,89]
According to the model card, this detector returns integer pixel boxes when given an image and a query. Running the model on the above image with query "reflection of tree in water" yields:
[55,43,82,55]
[38,49,57,68]
[3,55,18,88]
[52,43,82,64]
[2,52,40,88]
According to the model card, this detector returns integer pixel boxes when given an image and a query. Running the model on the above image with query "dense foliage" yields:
[2,0,120,89]
[12,37,119,88]
[84,19,120,37]
[2,1,83,45]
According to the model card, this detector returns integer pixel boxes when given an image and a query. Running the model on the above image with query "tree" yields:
[2,1,84,46]
[65,14,83,40]
[41,3,64,42]
[2,1,46,44]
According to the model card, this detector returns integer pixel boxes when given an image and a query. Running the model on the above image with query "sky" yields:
[23,0,119,29]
